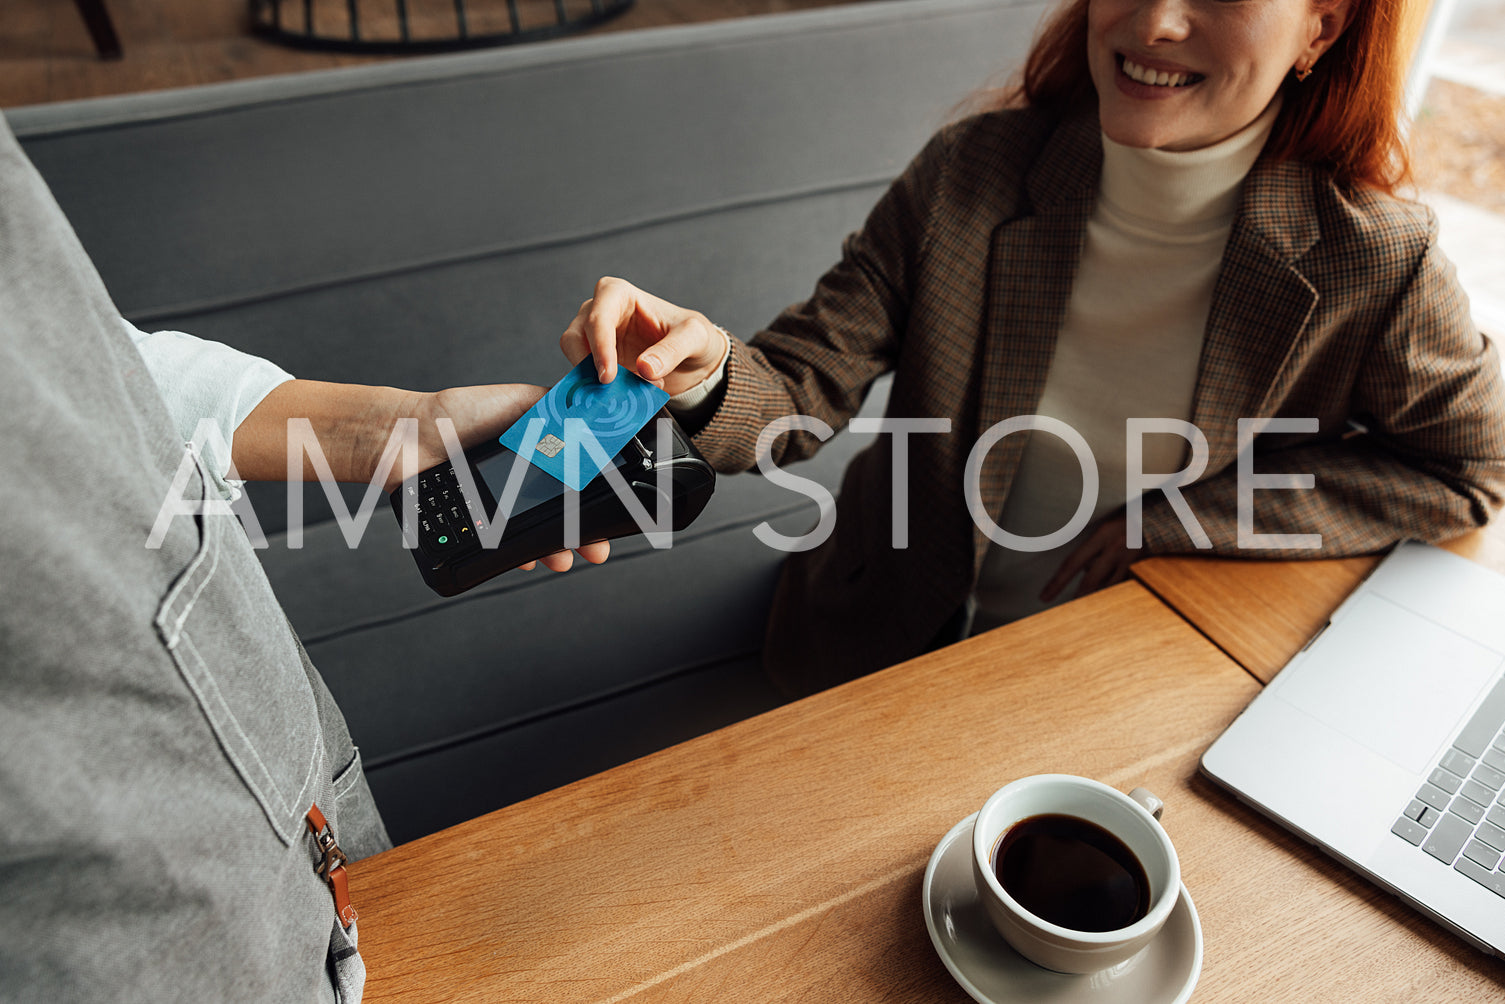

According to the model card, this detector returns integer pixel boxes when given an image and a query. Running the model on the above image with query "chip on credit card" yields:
[499,357,671,491]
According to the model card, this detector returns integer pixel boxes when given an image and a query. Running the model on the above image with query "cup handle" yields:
[1128,787,1164,821]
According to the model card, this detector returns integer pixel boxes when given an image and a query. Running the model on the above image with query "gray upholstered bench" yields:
[9,0,1049,842]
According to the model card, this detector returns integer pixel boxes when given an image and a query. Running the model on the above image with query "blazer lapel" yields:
[972,115,1099,565]
[967,124,1326,566]
[1190,160,1322,467]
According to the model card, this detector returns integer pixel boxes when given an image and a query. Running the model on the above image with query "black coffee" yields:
[992,814,1151,933]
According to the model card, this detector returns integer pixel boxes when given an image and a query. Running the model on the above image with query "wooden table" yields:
[1133,524,1505,683]
[348,582,1505,1001]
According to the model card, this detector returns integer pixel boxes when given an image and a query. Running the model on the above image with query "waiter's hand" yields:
[401,383,611,572]
[238,379,609,573]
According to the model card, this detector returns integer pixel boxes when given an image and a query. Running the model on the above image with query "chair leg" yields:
[74,0,124,60]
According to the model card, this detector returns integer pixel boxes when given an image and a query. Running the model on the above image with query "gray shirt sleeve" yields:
[125,319,293,499]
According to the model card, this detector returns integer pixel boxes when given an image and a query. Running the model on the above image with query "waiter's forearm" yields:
[232,379,421,485]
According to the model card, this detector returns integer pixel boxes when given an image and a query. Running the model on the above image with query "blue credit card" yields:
[499,357,671,491]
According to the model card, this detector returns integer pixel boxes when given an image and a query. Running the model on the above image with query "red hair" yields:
[993,0,1413,195]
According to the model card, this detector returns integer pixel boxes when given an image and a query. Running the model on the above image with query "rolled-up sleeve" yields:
[125,319,293,499]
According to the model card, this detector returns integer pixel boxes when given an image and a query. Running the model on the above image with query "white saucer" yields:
[922,814,1203,1004]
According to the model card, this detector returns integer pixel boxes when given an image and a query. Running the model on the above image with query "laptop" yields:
[1201,540,1505,957]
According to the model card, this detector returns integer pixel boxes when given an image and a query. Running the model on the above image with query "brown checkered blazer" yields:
[693,107,1505,695]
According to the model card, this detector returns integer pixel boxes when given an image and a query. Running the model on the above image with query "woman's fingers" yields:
[563,277,720,394]
[580,279,630,383]
[1074,542,1128,599]
[559,284,633,381]
[1041,515,1133,602]
[1073,517,1135,599]
[581,276,665,384]
[1040,541,1090,604]
[559,304,593,368]
[639,314,717,387]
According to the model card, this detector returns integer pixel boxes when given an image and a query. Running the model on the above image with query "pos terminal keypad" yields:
[405,466,482,557]
[388,408,715,596]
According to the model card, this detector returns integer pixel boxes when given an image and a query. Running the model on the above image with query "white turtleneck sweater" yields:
[970,100,1280,633]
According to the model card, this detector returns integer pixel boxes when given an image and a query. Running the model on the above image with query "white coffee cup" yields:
[970,774,1180,974]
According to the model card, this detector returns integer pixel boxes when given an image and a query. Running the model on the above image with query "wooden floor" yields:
[0,0,855,107]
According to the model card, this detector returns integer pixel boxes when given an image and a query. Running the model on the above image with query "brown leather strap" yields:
[306,804,357,928]
[328,861,358,927]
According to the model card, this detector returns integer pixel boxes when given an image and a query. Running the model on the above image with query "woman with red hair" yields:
[565,0,1505,695]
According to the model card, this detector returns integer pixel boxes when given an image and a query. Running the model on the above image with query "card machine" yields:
[389,408,714,596]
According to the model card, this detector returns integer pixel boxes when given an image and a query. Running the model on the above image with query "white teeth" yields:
[1122,58,1193,88]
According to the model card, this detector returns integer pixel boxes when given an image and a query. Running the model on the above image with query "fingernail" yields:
[639,353,658,377]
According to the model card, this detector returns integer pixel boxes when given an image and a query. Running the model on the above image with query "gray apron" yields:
[0,117,391,1002]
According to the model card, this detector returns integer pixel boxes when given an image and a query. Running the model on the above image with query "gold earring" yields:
[1295,63,1314,82]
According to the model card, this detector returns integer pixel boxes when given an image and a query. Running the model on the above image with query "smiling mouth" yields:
[1118,55,1204,88]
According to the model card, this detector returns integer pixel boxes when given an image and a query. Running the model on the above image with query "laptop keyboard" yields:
[1391,676,1505,898]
